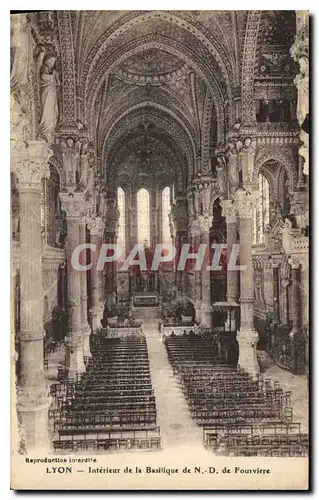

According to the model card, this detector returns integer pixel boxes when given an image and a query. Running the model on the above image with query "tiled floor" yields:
[144,320,207,453]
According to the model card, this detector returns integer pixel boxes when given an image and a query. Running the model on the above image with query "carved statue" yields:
[294,55,309,126]
[216,156,227,194]
[193,186,201,217]
[55,216,67,247]
[226,144,239,194]
[10,92,32,143]
[98,188,107,217]
[282,218,293,254]
[202,182,212,216]
[61,139,81,187]
[79,148,94,200]
[79,150,89,189]
[38,53,60,142]
[10,14,34,92]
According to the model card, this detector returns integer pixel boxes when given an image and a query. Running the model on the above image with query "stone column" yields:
[289,259,301,337]
[221,200,240,331]
[272,263,280,323]
[171,195,187,298]
[79,217,92,358]
[87,216,105,333]
[60,192,86,377]
[235,189,260,378]
[198,215,213,328]
[189,219,201,324]
[12,140,52,452]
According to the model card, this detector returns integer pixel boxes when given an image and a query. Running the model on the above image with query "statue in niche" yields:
[294,55,309,126]
[227,143,239,194]
[38,52,60,142]
[216,156,227,194]
[10,92,32,143]
[79,146,90,190]
[11,15,34,89]
[55,213,67,248]
[79,148,95,200]
[264,224,272,249]
[98,188,107,217]
[62,139,81,187]
[282,218,293,254]
[10,15,35,142]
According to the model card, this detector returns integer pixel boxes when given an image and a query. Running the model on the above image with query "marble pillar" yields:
[79,218,92,358]
[12,140,52,452]
[88,216,105,333]
[198,215,213,328]
[289,259,301,337]
[235,190,260,378]
[221,200,240,331]
[190,220,201,324]
[272,263,280,323]
[171,195,187,298]
[60,192,86,377]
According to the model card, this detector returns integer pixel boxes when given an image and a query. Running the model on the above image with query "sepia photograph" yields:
[10,8,309,490]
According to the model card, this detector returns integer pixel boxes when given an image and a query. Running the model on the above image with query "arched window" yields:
[253,173,270,244]
[137,188,150,245]
[162,186,171,243]
[117,187,126,252]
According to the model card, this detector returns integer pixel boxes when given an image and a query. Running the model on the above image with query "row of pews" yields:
[164,334,308,457]
[50,334,161,453]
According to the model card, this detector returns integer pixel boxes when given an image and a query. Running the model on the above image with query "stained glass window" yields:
[162,186,171,243]
[253,174,270,244]
[137,188,150,245]
[117,187,126,252]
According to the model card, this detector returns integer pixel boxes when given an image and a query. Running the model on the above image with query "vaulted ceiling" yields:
[37,10,297,191]
[67,10,248,189]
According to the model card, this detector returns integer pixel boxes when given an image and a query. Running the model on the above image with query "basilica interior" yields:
[11,11,309,457]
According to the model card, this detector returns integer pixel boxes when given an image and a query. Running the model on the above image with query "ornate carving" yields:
[56,11,77,126]
[38,48,60,143]
[234,188,258,218]
[87,216,104,236]
[241,11,262,125]
[226,142,239,195]
[59,192,86,219]
[216,155,227,195]
[221,199,237,222]
[290,12,309,176]
[12,141,51,189]
[10,14,36,142]
[56,135,83,191]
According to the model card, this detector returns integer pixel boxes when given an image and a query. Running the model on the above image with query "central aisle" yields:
[143,320,207,453]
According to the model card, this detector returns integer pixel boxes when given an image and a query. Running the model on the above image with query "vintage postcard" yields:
[10,10,309,490]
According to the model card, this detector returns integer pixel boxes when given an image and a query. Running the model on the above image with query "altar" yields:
[133,291,159,307]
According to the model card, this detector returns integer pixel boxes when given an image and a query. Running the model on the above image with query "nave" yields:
[11,11,309,459]
[48,318,308,458]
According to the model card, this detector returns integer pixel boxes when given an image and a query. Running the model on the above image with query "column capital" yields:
[197,214,213,233]
[234,189,258,218]
[87,216,105,236]
[221,199,237,223]
[59,192,86,219]
[289,257,301,270]
[12,140,51,190]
